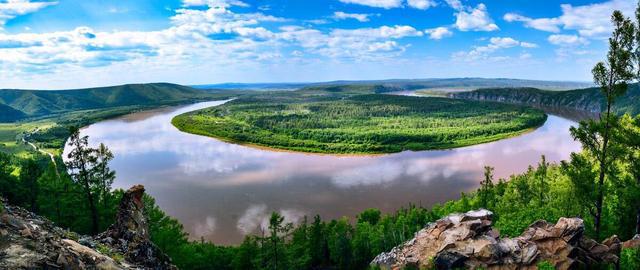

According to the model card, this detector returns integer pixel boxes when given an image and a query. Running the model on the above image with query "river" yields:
[68,100,581,245]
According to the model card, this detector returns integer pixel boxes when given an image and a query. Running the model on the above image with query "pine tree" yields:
[571,10,635,239]
[65,127,100,235]
[479,166,495,209]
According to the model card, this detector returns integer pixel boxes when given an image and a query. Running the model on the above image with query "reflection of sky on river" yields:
[71,101,581,245]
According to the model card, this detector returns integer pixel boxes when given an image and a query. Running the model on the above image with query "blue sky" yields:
[0,0,634,89]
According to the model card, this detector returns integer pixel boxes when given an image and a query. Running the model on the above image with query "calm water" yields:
[68,100,581,245]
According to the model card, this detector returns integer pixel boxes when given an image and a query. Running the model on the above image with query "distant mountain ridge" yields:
[193,78,593,91]
[0,83,236,122]
[450,84,640,116]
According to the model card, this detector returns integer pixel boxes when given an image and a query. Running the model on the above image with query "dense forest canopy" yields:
[172,88,546,154]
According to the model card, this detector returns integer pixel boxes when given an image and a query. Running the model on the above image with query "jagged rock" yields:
[0,185,176,269]
[97,185,176,269]
[371,209,623,270]
[623,234,640,249]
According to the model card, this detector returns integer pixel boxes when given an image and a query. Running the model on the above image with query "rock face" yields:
[0,185,176,269]
[371,209,627,270]
[97,185,175,269]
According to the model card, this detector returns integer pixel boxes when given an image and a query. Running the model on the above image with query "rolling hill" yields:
[0,83,241,121]
[0,104,27,122]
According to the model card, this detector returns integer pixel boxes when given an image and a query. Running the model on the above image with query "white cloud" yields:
[504,0,635,38]
[182,0,249,8]
[338,0,403,9]
[278,25,422,59]
[339,0,435,9]
[445,0,463,11]
[453,3,499,32]
[333,11,375,22]
[0,0,57,27]
[547,34,589,46]
[503,13,560,33]
[453,37,537,61]
[407,0,436,10]
[425,27,452,40]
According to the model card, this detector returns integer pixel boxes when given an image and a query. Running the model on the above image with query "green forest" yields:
[173,93,546,154]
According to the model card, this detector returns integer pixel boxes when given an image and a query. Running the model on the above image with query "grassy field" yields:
[173,89,547,154]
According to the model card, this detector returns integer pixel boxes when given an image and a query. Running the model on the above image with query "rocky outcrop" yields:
[0,185,176,269]
[371,209,629,270]
[97,185,175,269]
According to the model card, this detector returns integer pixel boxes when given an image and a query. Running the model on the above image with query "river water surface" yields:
[70,100,581,244]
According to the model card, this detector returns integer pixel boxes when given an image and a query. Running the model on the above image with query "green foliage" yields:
[620,248,640,270]
[537,261,556,270]
[173,92,546,154]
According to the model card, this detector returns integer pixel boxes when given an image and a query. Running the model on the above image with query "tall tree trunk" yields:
[595,97,613,240]
[636,174,640,235]
[83,178,99,235]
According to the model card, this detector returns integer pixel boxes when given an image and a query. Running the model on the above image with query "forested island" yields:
[172,87,546,154]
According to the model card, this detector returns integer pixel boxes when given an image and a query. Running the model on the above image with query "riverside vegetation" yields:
[172,89,546,154]
[1,5,640,270]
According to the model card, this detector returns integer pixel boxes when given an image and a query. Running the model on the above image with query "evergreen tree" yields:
[308,215,328,267]
[93,143,115,221]
[536,155,549,205]
[65,127,100,235]
[19,159,42,212]
[479,166,495,209]
[572,10,635,239]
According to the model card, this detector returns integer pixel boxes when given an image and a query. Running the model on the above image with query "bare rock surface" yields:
[0,185,176,269]
[371,209,630,270]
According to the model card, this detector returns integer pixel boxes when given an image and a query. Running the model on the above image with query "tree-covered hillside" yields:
[450,84,640,115]
[0,104,27,122]
[0,83,242,121]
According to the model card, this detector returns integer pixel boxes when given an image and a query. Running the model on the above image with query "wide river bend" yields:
[69,100,581,245]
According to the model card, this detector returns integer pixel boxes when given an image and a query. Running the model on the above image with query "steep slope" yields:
[450,84,640,115]
[0,104,27,122]
[0,83,236,118]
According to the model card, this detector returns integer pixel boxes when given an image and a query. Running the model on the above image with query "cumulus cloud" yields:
[453,37,537,61]
[504,0,635,38]
[333,11,375,22]
[338,0,403,9]
[425,27,452,40]
[547,34,589,46]
[182,0,249,8]
[406,0,436,10]
[277,25,423,59]
[339,0,435,9]
[0,0,430,78]
[0,0,57,27]
[447,2,498,32]
[503,13,560,33]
